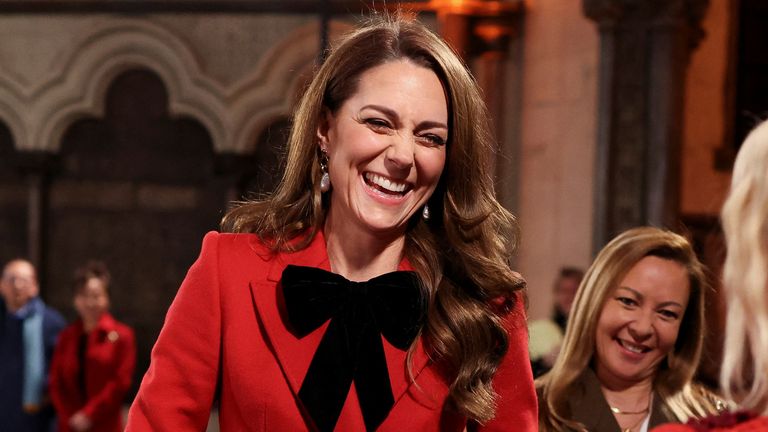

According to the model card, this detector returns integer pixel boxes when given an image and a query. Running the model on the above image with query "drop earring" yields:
[422,204,430,220]
[319,150,331,193]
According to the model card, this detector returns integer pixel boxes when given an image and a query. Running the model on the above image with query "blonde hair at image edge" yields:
[720,119,768,414]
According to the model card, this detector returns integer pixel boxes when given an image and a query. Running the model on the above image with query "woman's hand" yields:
[69,411,93,432]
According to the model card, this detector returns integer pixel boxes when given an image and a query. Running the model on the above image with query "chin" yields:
[357,213,412,233]
[362,222,409,236]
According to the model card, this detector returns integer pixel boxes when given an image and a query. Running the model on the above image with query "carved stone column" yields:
[584,0,709,249]
[13,151,58,290]
[430,0,524,211]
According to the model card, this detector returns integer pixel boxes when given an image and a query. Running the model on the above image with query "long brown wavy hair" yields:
[221,15,524,422]
[537,227,717,431]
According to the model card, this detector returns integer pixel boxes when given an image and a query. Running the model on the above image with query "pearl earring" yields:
[319,150,331,193]
[422,204,430,220]
[320,173,330,193]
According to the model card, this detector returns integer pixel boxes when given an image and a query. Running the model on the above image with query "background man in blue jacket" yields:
[0,259,66,432]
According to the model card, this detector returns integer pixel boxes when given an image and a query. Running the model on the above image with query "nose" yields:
[627,311,654,341]
[385,134,415,171]
[10,277,27,291]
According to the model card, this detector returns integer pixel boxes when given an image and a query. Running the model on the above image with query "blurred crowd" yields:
[1,260,135,432]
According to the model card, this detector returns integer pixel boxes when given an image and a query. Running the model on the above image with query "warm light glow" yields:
[427,0,523,16]
[474,23,512,42]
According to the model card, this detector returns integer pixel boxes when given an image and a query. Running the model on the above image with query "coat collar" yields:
[75,312,118,332]
[249,230,439,419]
[569,368,675,431]
[73,312,122,343]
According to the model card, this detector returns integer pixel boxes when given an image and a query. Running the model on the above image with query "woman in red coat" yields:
[127,15,537,431]
[50,261,136,432]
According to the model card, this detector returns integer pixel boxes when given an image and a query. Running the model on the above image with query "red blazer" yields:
[126,231,537,431]
[50,312,136,432]
[652,416,768,432]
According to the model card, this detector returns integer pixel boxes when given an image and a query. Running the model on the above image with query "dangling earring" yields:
[319,150,331,193]
[422,204,430,220]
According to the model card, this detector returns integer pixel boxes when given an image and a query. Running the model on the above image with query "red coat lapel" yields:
[250,232,330,399]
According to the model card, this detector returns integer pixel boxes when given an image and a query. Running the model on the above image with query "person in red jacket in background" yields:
[50,261,135,432]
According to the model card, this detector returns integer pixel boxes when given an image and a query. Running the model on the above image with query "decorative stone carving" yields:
[0,17,351,155]
[584,0,708,42]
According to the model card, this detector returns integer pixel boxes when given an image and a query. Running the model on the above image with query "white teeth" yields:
[365,173,407,193]
[619,340,645,353]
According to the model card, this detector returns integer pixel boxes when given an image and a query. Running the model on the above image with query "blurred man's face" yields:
[555,276,580,316]
[1,260,39,312]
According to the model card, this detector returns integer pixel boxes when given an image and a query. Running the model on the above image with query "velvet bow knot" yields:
[281,265,426,432]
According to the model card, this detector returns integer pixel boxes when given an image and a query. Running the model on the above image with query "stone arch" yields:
[29,21,227,154]
[0,18,353,155]
[0,120,14,171]
[0,96,25,151]
[0,20,226,153]
[229,19,354,154]
[58,68,215,182]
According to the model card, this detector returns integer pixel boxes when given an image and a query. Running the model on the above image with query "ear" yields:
[316,108,332,153]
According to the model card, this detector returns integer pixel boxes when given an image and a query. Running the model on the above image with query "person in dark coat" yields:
[0,258,66,432]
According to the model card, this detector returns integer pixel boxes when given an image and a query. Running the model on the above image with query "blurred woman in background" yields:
[50,261,135,432]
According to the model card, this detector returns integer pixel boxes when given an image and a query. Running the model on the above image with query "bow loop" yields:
[281,265,426,432]
[281,266,348,337]
[365,271,425,349]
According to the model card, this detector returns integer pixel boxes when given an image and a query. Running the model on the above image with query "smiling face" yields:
[0,260,39,312]
[594,255,691,387]
[318,59,448,238]
[74,277,110,326]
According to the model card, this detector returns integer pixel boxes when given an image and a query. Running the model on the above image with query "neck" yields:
[323,212,406,281]
[6,297,34,314]
[599,377,653,413]
[82,315,101,332]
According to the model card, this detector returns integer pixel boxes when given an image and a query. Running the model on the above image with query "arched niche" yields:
[46,69,224,398]
[0,121,14,174]
[58,69,215,183]
[0,18,352,155]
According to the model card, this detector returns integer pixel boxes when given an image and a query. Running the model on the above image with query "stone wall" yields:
[0,11,349,396]
[517,0,599,320]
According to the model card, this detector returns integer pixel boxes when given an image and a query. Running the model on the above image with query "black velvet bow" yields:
[281,265,426,432]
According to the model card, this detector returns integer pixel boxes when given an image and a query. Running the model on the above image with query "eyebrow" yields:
[616,286,684,309]
[360,104,448,130]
